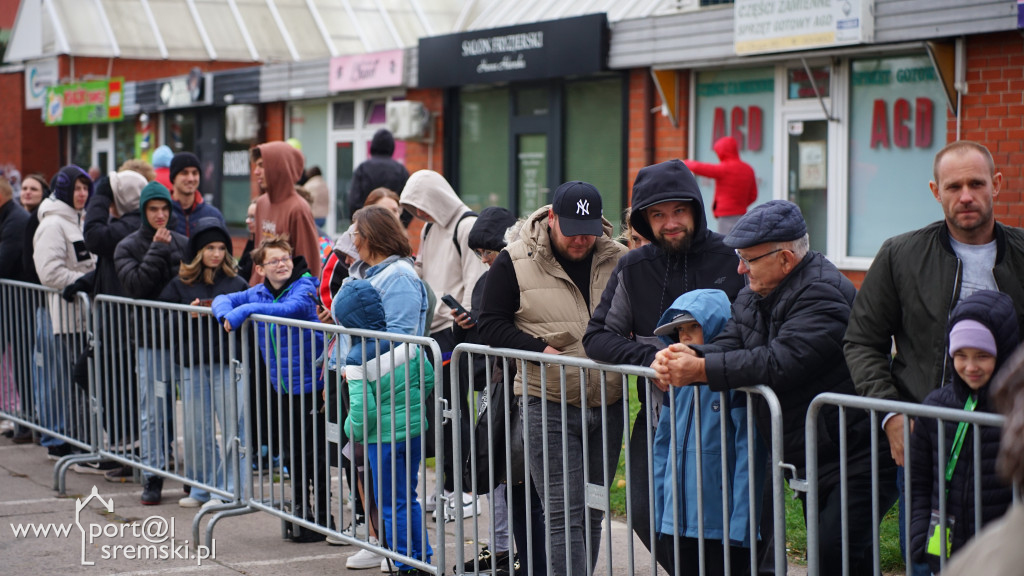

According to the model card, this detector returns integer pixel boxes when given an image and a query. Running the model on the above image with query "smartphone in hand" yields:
[441,294,473,321]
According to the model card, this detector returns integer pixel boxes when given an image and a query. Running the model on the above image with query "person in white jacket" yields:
[32,165,95,460]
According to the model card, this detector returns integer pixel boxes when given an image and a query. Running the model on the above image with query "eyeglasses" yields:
[735,248,783,267]
[262,257,292,268]
[473,249,498,260]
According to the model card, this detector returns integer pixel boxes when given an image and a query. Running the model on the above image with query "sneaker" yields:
[380,557,397,573]
[12,427,34,444]
[201,498,225,509]
[422,492,437,513]
[346,540,384,569]
[46,444,73,461]
[141,476,163,505]
[104,465,136,483]
[178,496,204,508]
[328,521,368,545]
[439,492,480,522]
[73,461,120,475]
[458,546,504,573]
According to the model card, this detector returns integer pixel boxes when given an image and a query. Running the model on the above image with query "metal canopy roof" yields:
[4,0,697,64]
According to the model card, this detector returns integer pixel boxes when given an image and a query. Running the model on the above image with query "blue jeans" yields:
[31,309,63,447]
[137,347,174,480]
[897,466,932,576]
[525,397,625,576]
[181,363,244,501]
[367,438,432,571]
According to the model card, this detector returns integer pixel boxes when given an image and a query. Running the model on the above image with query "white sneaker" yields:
[421,492,438,513]
[201,498,225,509]
[347,543,384,570]
[438,492,480,521]
[178,496,203,508]
[381,558,396,573]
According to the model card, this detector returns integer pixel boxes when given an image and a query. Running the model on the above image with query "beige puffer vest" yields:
[506,208,626,407]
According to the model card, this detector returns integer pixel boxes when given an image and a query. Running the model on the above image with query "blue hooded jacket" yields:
[651,289,766,546]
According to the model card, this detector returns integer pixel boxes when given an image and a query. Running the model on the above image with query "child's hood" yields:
[655,289,732,346]
[335,279,391,365]
[948,290,1019,376]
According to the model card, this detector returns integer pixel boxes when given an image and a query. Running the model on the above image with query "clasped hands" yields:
[651,343,706,392]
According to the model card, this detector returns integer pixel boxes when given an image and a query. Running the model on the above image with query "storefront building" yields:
[418,14,628,223]
[610,0,1021,277]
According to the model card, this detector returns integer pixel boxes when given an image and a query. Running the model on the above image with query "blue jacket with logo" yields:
[651,289,765,546]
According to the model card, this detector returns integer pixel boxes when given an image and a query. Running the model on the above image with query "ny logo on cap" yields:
[576,199,590,216]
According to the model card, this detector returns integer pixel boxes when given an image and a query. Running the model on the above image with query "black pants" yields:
[659,535,752,576]
[510,481,548,576]
[629,407,680,572]
[429,328,471,493]
[281,390,329,528]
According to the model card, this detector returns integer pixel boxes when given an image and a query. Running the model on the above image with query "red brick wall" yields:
[626,69,690,206]
[0,71,61,179]
[403,88,445,175]
[955,31,1024,228]
[264,102,286,143]
[60,57,251,83]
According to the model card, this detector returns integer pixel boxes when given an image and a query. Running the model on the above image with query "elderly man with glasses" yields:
[653,199,898,576]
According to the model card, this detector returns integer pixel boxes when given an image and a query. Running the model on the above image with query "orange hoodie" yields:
[250,141,322,285]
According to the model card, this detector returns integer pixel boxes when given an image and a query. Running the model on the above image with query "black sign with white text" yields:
[417,13,608,87]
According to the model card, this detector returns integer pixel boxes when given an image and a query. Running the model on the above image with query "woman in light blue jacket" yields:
[651,289,766,576]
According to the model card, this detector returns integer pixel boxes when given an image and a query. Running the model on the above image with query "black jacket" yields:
[347,130,410,218]
[83,187,141,297]
[846,221,1024,404]
[0,200,29,281]
[21,209,42,285]
[583,161,744,374]
[697,251,876,484]
[159,269,249,366]
[909,290,1018,571]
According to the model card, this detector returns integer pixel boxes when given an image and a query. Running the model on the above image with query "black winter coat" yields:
[21,209,42,285]
[0,200,29,281]
[697,251,878,485]
[346,130,409,218]
[114,222,188,348]
[159,270,249,366]
[909,290,1018,573]
[83,191,141,297]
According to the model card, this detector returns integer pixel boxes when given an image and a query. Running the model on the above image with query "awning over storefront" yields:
[4,0,705,65]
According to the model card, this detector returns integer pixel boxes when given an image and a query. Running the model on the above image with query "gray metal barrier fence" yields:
[0,279,97,485]
[804,392,1016,576]
[450,343,788,576]
[240,312,445,574]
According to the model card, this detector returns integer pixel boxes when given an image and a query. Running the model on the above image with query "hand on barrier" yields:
[884,414,909,466]
[61,277,90,302]
[652,344,706,389]
[222,318,233,332]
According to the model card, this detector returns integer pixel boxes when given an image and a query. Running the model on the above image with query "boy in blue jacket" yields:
[212,236,329,542]
[651,289,765,576]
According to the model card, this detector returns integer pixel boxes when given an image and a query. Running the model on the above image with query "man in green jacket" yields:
[844,140,1024,575]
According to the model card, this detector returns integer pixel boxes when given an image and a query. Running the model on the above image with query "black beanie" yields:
[170,152,201,184]
[187,217,233,261]
[49,165,93,208]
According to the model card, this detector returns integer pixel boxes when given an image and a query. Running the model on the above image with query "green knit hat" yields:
[139,181,172,210]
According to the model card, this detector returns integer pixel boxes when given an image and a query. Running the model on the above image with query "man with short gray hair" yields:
[654,199,897,576]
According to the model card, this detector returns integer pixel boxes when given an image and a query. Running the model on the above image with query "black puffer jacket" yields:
[83,177,142,297]
[346,129,410,217]
[0,200,29,281]
[114,220,188,301]
[584,159,744,373]
[910,290,1018,572]
[159,269,248,366]
[697,251,877,484]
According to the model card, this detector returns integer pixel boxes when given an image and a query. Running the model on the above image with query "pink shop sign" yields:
[329,50,405,92]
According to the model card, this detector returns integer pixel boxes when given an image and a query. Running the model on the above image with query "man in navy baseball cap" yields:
[551,180,604,237]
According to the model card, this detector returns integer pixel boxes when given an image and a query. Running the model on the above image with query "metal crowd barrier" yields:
[804,392,1015,576]
[240,312,445,574]
[0,279,96,487]
[449,343,788,576]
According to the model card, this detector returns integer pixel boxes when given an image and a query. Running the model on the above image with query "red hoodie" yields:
[684,136,758,218]
[250,141,322,285]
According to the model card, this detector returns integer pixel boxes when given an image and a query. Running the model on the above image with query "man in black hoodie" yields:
[583,159,745,574]
[347,129,409,218]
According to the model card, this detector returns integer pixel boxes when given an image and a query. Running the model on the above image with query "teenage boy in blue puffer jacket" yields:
[651,289,766,576]
[212,235,329,542]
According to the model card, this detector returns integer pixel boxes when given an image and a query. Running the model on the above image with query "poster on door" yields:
[798,141,826,190]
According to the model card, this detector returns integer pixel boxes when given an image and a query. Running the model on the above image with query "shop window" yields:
[365,101,387,126]
[565,77,624,231]
[333,102,355,130]
[165,113,195,152]
[70,126,91,171]
[787,66,830,99]
[847,55,946,258]
[459,87,510,211]
[693,68,775,233]
[113,117,139,169]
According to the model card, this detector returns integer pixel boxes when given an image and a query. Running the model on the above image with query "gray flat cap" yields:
[723,200,807,249]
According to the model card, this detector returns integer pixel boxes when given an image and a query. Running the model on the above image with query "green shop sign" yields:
[44,77,124,126]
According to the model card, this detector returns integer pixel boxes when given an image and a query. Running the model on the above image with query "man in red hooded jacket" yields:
[249,141,322,285]
[684,136,758,235]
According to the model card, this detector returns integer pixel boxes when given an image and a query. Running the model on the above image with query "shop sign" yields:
[711,106,764,151]
[44,78,124,126]
[734,0,874,55]
[158,68,206,108]
[25,58,59,110]
[418,14,607,87]
[329,49,404,92]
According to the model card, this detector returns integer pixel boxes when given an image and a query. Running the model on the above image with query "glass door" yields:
[517,134,547,216]
[785,118,828,254]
